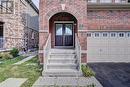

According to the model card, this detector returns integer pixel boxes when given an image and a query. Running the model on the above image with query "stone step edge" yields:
[47,63,77,66]
[50,53,76,56]
[48,58,76,60]
[32,76,103,87]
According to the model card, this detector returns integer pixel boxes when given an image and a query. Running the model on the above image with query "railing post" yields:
[75,33,81,71]
[43,34,51,71]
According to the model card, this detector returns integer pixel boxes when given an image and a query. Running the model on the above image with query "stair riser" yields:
[43,71,82,77]
[50,55,75,59]
[51,50,75,54]
[47,66,77,70]
[48,60,77,64]
[43,49,80,77]
[43,74,80,77]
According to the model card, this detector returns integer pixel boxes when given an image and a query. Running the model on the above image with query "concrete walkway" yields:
[33,76,103,87]
[20,51,38,57]
[0,78,27,87]
[14,55,36,65]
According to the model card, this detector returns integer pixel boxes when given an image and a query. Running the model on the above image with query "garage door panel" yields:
[87,32,130,62]
[88,48,100,54]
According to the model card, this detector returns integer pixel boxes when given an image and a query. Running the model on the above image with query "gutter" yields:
[26,0,39,14]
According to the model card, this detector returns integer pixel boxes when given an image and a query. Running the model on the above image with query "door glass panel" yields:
[56,24,63,35]
[65,24,72,35]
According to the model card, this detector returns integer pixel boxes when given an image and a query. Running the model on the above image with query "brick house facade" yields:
[0,0,39,51]
[39,0,130,65]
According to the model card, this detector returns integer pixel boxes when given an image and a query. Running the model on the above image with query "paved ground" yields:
[33,76,103,87]
[14,51,37,65]
[20,51,38,57]
[0,78,27,87]
[88,63,130,87]
[13,55,36,65]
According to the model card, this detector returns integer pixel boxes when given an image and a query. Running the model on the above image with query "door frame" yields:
[54,21,75,49]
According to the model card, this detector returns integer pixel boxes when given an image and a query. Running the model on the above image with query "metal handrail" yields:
[75,33,81,71]
[43,34,51,70]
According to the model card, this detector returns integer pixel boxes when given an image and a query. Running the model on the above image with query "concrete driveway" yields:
[88,63,130,87]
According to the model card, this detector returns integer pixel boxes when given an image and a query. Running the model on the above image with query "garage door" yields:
[87,32,130,62]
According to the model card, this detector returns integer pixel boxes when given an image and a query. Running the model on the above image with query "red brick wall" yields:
[39,0,130,64]
[87,10,130,30]
[39,0,87,64]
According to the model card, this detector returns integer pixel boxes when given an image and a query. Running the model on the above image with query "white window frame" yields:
[100,0,112,3]
[94,32,100,38]
[118,32,125,38]
[115,0,127,3]
[102,32,109,37]
[127,32,130,37]
[87,0,97,3]
[110,32,117,37]
[87,33,92,37]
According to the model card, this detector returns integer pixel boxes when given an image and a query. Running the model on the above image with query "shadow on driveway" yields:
[88,63,130,87]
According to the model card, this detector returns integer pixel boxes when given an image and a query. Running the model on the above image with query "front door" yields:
[55,23,73,47]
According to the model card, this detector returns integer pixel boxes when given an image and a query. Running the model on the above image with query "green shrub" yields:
[10,48,19,57]
[87,83,96,87]
[0,52,13,59]
[81,65,95,77]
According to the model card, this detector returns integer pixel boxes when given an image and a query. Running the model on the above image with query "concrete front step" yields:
[48,58,77,63]
[32,77,103,87]
[43,69,82,77]
[47,63,77,69]
[44,48,79,77]
[50,54,76,59]
[51,49,75,54]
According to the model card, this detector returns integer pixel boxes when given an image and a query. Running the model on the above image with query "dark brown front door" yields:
[55,23,73,47]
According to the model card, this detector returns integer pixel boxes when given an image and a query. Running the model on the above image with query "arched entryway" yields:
[49,12,77,48]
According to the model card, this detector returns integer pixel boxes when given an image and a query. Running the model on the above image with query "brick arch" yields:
[44,5,81,22]
[43,5,81,32]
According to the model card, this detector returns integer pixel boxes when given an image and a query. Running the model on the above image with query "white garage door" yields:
[87,32,130,62]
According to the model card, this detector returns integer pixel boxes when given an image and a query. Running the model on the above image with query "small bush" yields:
[0,52,13,59]
[81,65,95,77]
[87,83,96,87]
[10,48,19,57]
